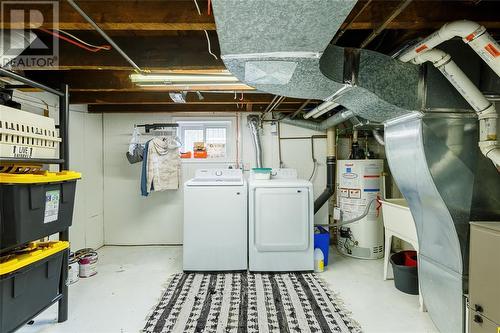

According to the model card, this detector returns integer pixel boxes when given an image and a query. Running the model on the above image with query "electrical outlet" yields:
[269,122,278,134]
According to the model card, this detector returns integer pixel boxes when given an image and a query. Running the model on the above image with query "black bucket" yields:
[390,251,419,295]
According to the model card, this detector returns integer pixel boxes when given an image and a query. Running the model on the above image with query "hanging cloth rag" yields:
[126,127,144,164]
[144,136,181,194]
[140,140,150,197]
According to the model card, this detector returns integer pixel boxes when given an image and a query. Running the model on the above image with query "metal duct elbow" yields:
[247,115,263,168]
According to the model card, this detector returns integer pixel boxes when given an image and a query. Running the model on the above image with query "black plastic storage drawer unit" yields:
[0,171,80,252]
[0,241,69,333]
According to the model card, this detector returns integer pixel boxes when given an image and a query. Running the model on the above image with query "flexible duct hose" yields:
[247,115,263,168]
[372,129,385,146]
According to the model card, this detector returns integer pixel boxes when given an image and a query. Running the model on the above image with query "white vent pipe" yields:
[304,85,352,119]
[327,127,336,157]
[399,20,500,77]
[304,101,338,119]
[404,48,499,171]
[313,103,340,119]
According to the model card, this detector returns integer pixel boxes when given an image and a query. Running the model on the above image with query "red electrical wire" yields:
[38,28,110,53]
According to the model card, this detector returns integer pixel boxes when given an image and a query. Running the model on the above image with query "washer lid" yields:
[187,168,244,186]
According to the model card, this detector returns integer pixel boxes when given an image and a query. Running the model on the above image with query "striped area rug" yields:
[144,272,361,333]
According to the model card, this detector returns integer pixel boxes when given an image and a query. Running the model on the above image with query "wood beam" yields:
[341,0,500,30]
[18,31,223,71]
[87,104,302,113]
[4,0,499,34]
[70,91,311,105]
[2,1,215,31]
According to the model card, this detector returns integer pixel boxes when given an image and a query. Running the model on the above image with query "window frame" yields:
[174,117,237,163]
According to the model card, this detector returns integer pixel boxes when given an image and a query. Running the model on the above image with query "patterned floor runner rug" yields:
[144,272,362,333]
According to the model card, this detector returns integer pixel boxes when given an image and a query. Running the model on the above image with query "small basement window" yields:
[176,119,235,161]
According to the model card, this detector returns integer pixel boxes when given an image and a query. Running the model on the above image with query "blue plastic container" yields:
[314,226,330,266]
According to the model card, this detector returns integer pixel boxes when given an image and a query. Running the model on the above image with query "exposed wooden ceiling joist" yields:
[338,0,500,31]
[7,0,498,33]
[3,0,216,31]
[11,0,500,112]
[87,103,304,113]
[70,91,312,105]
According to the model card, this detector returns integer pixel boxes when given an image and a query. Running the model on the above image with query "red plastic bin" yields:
[403,250,417,267]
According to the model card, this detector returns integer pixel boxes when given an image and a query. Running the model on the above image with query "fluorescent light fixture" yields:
[135,83,248,88]
[130,72,240,85]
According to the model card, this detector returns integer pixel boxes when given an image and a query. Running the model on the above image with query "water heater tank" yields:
[336,159,384,259]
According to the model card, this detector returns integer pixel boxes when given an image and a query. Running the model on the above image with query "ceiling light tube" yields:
[130,73,239,84]
[137,82,247,87]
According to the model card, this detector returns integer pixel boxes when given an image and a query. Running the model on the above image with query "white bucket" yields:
[68,259,79,284]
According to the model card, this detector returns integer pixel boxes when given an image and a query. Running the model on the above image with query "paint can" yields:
[78,251,98,278]
[68,253,80,284]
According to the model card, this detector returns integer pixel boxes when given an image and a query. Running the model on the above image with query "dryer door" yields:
[254,187,310,252]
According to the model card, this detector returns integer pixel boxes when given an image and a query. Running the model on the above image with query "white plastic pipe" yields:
[399,20,500,77]
[409,49,500,171]
[304,101,337,119]
[327,127,336,157]
[303,85,351,119]
[353,129,358,143]
[312,102,340,118]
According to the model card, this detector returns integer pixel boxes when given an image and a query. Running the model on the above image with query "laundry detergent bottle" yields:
[314,248,325,273]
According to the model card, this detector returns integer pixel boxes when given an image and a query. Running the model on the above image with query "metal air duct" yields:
[212,3,500,332]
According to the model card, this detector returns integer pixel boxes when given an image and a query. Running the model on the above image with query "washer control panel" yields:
[194,168,243,182]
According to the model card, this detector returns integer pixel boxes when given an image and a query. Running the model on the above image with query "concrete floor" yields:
[19,246,438,333]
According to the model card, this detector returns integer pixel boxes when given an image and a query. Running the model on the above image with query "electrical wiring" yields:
[308,160,317,181]
[204,30,218,60]
[308,136,317,181]
[193,0,202,14]
[56,29,111,51]
[193,0,219,60]
[38,28,110,52]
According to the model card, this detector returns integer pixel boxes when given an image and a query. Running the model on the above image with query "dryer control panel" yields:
[191,169,243,185]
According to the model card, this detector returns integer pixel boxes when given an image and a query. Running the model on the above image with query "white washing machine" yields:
[183,169,247,271]
[248,169,314,272]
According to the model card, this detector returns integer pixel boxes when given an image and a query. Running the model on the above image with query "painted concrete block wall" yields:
[11,91,104,250]
[69,108,104,250]
[102,113,329,245]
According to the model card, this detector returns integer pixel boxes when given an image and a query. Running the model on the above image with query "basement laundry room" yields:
[1,1,500,333]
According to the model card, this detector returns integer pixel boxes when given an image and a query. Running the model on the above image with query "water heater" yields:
[336,159,384,259]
